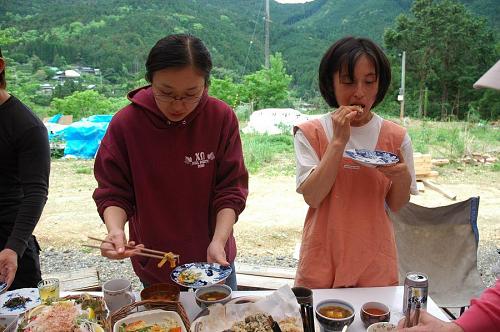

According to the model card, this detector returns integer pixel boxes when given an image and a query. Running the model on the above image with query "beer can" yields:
[402,272,428,313]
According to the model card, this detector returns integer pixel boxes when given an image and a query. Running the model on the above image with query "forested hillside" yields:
[0,0,498,119]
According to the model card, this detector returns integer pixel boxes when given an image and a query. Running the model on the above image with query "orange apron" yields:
[294,118,406,288]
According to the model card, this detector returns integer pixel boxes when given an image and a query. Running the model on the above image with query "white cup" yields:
[103,279,135,313]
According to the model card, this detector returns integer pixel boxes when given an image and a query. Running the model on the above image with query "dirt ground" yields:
[35,160,499,285]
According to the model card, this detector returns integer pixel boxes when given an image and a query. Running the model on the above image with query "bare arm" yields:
[377,152,411,212]
[207,208,236,266]
[298,107,358,208]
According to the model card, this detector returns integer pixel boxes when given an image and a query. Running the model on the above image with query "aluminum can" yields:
[402,272,428,313]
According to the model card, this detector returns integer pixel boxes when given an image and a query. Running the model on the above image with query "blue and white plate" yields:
[171,262,232,289]
[0,288,41,315]
[344,149,399,167]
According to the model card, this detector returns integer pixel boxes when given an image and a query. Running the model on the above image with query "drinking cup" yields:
[103,279,135,313]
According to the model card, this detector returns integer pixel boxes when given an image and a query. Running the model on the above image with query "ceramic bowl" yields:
[140,283,180,309]
[315,299,355,332]
[360,301,391,328]
[194,284,232,308]
[366,322,397,332]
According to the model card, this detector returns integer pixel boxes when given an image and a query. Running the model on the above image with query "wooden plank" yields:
[416,171,439,180]
[422,180,457,200]
[43,267,101,292]
[236,273,294,290]
[235,263,296,279]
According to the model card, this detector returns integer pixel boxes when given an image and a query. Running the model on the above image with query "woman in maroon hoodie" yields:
[93,34,248,290]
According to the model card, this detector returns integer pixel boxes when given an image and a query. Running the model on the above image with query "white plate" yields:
[344,149,399,168]
[113,309,187,332]
[0,288,41,315]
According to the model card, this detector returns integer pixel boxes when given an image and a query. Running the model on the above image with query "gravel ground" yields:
[40,241,498,292]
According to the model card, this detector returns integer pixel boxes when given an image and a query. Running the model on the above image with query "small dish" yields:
[361,301,391,328]
[226,296,262,305]
[140,283,180,302]
[367,322,397,332]
[344,149,399,168]
[194,284,232,308]
[0,288,41,315]
[112,309,187,332]
[170,262,232,289]
[315,299,355,331]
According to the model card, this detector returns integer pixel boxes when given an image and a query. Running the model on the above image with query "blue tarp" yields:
[48,114,62,123]
[57,115,113,159]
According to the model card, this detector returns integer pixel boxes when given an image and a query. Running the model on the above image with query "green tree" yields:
[210,77,242,108]
[50,90,127,120]
[384,0,496,120]
[240,53,292,110]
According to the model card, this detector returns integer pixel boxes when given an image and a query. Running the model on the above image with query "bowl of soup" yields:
[360,302,391,328]
[194,284,232,308]
[315,299,355,331]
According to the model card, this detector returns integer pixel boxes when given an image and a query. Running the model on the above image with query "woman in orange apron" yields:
[294,36,418,289]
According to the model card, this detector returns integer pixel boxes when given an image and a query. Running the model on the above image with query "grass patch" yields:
[241,133,295,174]
[75,166,92,175]
[407,120,499,159]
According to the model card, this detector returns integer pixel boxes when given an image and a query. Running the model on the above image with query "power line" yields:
[242,0,265,75]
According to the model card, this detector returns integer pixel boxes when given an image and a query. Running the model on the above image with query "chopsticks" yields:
[85,236,179,261]
[299,303,315,332]
[82,244,165,259]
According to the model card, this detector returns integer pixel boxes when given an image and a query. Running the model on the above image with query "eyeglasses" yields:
[153,88,203,104]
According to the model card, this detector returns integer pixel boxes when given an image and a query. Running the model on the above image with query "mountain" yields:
[0,0,497,97]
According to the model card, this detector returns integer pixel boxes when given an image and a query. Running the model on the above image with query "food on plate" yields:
[198,291,228,301]
[2,295,31,310]
[318,305,352,319]
[178,269,202,284]
[157,252,179,269]
[227,313,302,332]
[118,318,182,332]
[16,294,106,332]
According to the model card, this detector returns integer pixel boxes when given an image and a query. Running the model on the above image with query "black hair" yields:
[318,36,391,108]
[145,34,212,85]
[0,47,5,89]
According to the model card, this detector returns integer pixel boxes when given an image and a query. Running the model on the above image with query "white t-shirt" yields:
[294,113,418,195]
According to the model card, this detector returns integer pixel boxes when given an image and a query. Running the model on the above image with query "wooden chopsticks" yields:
[85,236,179,261]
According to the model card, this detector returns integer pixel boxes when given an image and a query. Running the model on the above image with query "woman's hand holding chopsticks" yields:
[100,229,144,260]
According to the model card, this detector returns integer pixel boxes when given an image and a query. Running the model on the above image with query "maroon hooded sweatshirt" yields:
[93,86,248,285]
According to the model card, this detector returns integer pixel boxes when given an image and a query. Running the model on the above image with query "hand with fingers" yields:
[207,240,229,267]
[0,248,17,291]
[331,105,361,146]
[377,150,411,184]
[100,229,144,260]
[396,310,463,332]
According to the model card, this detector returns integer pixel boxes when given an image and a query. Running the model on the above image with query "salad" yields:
[16,294,106,332]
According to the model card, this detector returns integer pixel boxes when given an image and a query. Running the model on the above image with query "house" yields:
[39,83,55,95]
[53,69,81,84]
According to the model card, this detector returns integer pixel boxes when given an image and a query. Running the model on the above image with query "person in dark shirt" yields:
[0,47,50,291]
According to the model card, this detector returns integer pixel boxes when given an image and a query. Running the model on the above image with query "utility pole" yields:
[264,0,270,68]
[399,51,406,122]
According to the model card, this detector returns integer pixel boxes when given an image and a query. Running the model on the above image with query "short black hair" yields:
[318,36,391,108]
[0,47,5,89]
[145,34,212,85]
